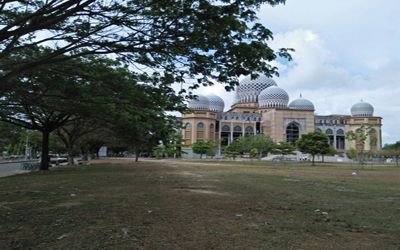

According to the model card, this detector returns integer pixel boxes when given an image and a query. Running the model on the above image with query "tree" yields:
[224,140,241,160]
[112,112,182,162]
[297,132,331,166]
[55,117,106,164]
[239,135,275,159]
[346,148,357,160]
[249,148,258,163]
[192,141,215,159]
[153,129,184,159]
[0,122,25,156]
[1,0,291,94]
[0,54,80,169]
[346,125,375,164]
[0,50,183,169]
[1,1,293,168]
[272,141,295,159]
[320,146,337,163]
[382,141,400,166]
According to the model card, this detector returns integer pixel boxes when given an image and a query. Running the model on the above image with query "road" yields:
[0,161,33,177]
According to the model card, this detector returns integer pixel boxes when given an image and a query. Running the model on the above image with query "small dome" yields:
[206,94,225,112]
[258,86,289,109]
[187,95,209,111]
[351,100,374,117]
[289,95,315,110]
[235,74,277,103]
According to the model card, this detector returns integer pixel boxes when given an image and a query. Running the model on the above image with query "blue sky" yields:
[195,0,400,145]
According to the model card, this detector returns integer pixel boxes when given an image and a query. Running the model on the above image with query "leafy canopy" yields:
[297,131,331,165]
[0,0,290,93]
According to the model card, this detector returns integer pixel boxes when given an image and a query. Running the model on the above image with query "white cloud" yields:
[261,1,400,144]
[186,1,400,144]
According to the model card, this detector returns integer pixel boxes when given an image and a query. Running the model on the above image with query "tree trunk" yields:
[312,155,315,166]
[135,148,140,162]
[67,147,74,165]
[40,130,50,170]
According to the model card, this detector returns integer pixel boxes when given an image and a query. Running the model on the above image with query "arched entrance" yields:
[286,122,299,144]
[336,129,345,150]
[326,128,334,146]
[221,125,230,147]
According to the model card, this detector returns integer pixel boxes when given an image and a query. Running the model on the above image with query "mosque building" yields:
[181,75,382,157]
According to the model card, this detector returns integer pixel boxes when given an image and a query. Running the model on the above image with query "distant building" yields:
[181,75,382,157]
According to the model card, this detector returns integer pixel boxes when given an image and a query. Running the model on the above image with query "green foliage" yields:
[297,132,331,165]
[153,145,165,160]
[239,135,275,159]
[249,148,259,159]
[153,142,185,159]
[346,125,376,164]
[346,148,357,159]
[224,140,241,159]
[0,122,24,154]
[382,141,400,166]
[273,141,295,156]
[1,0,290,94]
[192,140,216,159]
[223,135,275,159]
[206,141,218,158]
[0,123,42,158]
[1,0,291,168]
[0,50,184,168]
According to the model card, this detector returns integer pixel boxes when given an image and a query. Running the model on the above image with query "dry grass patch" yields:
[0,159,399,249]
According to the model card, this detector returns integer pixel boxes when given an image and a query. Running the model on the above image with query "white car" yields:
[49,154,68,165]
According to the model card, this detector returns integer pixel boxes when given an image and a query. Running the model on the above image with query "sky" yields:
[194,0,400,145]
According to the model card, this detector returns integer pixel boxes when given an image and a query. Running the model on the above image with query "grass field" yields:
[0,159,399,249]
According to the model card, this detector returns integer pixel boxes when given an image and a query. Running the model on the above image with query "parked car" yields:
[299,155,310,161]
[49,154,68,165]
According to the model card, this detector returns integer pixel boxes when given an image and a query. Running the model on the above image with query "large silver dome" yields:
[258,86,289,109]
[351,100,374,117]
[187,95,209,111]
[235,74,277,103]
[289,95,315,111]
[207,94,225,112]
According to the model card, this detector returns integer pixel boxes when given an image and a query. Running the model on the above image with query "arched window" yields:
[325,128,333,135]
[184,122,192,144]
[336,129,345,150]
[315,128,322,132]
[209,123,215,141]
[286,122,299,144]
[325,128,334,146]
[245,126,254,135]
[221,125,230,132]
[369,128,378,147]
[196,122,205,139]
[233,126,242,132]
